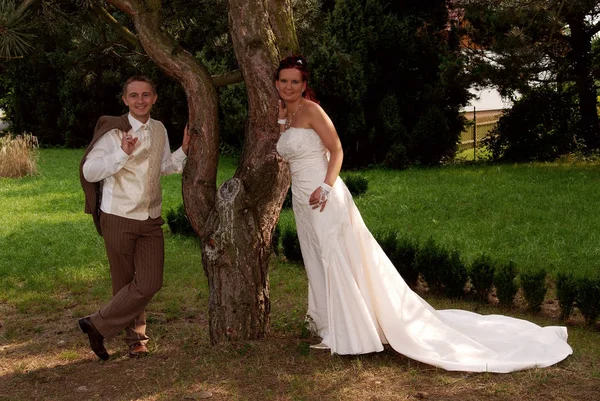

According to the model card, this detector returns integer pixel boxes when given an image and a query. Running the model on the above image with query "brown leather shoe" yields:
[78,317,109,361]
[128,343,149,358]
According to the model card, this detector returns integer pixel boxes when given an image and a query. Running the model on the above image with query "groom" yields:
[79,76,190,360]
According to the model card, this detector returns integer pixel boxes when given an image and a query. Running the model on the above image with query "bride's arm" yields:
[308,103,344,211]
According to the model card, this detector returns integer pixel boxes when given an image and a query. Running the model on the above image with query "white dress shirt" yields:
[83,114,187,218]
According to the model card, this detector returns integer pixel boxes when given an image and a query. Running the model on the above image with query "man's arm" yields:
[83,129,130,182]
[160,124,190,175]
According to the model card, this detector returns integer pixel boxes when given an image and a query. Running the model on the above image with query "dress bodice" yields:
[276,127,329,178]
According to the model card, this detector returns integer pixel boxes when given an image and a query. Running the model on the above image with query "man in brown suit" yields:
[79,76,190,360]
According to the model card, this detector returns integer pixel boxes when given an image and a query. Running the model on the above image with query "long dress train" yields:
[276,127,572,373]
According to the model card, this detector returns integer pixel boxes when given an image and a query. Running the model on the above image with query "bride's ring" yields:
[126,135,132,140]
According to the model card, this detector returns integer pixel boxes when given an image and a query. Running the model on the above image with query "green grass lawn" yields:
[2,148,599,311]
[1,148,600,401]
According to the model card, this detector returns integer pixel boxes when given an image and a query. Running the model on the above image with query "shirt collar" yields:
[127,114,152,132]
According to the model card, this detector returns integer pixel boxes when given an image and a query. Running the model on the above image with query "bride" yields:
[274,55,572,373]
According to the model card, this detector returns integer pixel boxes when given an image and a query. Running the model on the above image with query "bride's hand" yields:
[278,99,288,120]
[309,187,327,212]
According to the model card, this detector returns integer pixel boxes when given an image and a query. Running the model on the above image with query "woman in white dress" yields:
[274,55,572,373]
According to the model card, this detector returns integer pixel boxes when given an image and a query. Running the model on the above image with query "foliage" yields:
[440,249,468,299]
[281,226,303,263]
[556,272,578,321]
[374,230,420,288]
[469,254,495,302]
[458,0,600,151]
[576,277,600,326]
[486,89,579,161]
[494,260,518,307]
[305,0,470,168]
[414,237,448,293]
[393,236,420,289]
[519,269,547,312]
[166,203,196,236]
[0,0,233,148]
[342,173,368,197]
[282,189,293,209]
[0,0,36,59]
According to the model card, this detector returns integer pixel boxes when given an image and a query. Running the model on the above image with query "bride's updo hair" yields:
[274,55,319,104]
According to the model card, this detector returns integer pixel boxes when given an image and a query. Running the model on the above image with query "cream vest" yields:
[105,124,165,220]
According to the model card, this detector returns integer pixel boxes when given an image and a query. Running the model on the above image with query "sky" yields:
[462,87,513,111]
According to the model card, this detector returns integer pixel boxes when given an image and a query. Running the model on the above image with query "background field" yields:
[1,149,599,400]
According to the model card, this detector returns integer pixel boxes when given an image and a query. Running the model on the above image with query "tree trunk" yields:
[567,14,600,150]
[195,0,297,343]
[107,0,220,232]
[106,0,298,343]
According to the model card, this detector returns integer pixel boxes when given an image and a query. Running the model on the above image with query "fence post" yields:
[473,106,477,161]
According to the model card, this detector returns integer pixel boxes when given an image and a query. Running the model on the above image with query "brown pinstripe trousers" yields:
[90,212,164,345]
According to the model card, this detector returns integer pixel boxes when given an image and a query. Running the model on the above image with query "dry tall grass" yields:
[0,133,39,178]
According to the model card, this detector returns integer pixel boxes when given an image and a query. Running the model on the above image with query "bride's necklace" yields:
[285,100,304,130]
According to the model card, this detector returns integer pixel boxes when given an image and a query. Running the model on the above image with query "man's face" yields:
[122,81,157,123]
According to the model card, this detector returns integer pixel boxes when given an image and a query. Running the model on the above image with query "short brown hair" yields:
[122,76,157,96]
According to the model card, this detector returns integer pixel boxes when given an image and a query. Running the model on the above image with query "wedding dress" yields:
[276,127,572,373]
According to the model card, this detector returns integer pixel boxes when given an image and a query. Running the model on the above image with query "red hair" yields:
[274,55,319,104]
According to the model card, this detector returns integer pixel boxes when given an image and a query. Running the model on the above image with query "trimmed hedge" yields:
[576,277,600,326]
[520,269,547,312]
[166,204,195,236]
[281,226,303,263]
[556,272,578,321]
[343,174,369,197]
[495,261,518,307]
[414,237,447,293]
[470,254,495,302]
[374,230,419,290]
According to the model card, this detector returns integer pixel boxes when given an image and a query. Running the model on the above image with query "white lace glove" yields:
[319,182,333,205]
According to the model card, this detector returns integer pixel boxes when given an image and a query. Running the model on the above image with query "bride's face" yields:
[276,68,306,103]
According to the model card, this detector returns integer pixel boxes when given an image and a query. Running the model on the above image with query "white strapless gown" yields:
[276,127,572,373]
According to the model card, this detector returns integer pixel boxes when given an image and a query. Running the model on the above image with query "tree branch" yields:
[14,0,37,20]
[212,69,243,87]
[90,2,141,50]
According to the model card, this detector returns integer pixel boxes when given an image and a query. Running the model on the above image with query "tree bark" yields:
[195,0,296,343]
[106,0,220,234]
[104,0,298,343]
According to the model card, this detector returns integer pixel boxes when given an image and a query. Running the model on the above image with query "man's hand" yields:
[182,123,191,155]
[121,131,138,155]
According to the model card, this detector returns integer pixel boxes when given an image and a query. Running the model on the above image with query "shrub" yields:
[373,230,398,258]
[440,250,468,299]
[414,237,448,293]
[469,254,495,302]
[520,269,547,312]
[556,272,578,321]
[373,230,417,287]
[576,277,600,326]
[0,133,39,178]
[166,204,195,236]
[281,188,293,209]
[343,174,369,197]
[394,236,420,289]
[281,226,303,263]
[494,261,518,307]
[485,88,579,161]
